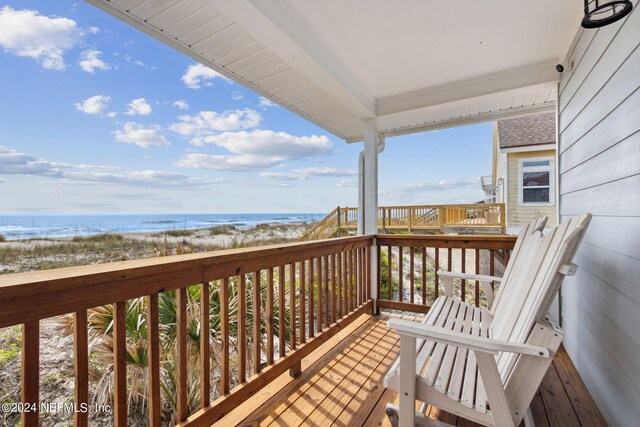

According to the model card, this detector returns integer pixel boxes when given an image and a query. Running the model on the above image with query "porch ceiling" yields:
[87,0,581,141]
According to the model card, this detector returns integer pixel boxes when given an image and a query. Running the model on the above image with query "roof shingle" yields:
[497,113,556,149]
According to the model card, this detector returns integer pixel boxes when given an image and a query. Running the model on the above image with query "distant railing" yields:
[300,203,506,241]
[0,236,373,427]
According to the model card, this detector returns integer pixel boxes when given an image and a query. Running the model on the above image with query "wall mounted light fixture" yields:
[582,0,633,28]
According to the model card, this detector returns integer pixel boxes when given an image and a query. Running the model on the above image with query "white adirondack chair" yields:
[384,214,591,427]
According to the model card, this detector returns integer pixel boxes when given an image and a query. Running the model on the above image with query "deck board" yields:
[218,312,606,427]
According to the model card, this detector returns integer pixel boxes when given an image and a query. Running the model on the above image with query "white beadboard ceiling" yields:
[86,0,582,142]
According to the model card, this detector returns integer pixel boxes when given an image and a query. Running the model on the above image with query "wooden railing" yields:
[0,236,373,427]
[300,203,506,241]
[375,234,516,313]
[0,233,515,427]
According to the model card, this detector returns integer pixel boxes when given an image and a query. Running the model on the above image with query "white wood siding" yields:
[558,3,640,426]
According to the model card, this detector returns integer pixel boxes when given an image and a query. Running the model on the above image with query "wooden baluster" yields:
[300,261,306,344]
[239,275,247,381]
[351,249,356,309]
[331,253,337,323]
[200,282,210,408]
[74,310,89,427]
[21,320,39,427]
[266,269,274,364]
[323,255,329,326]
[475,249,481,307]
[278,266,285,358]
[388,246,392,300]
[461,248,466,302]
[337,252,343,319]
[113,301,128,426]
[177,288,188,421]
[342,252,348,314]
[220,279,230,394]
[253,271,262,374]
[422,248,427,305]
[410,247,415,303]
[360,248,365,304]
[308,259,315,339]
[365,246,370,301]
[398,246,403,302]
[366,246,370,301]
[289,264,296,350]
[434,247,440,298]
[376,245,381,310]
[147,294,161,426]
[490,249,496,292]
[317,257,323,334]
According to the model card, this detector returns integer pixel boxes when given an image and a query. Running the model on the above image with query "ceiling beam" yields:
[215,0,375,120]
[375,60,560,117]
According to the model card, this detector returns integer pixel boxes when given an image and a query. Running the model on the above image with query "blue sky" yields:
[0,1,492,214]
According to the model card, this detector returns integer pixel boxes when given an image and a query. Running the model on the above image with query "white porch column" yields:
[359,119,379,312]
[362,119,379,235]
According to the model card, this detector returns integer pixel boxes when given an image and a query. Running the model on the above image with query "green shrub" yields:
[208,225,236,236]
[0,234,5,242]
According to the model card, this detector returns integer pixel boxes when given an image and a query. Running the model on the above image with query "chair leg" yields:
[386,404,452,427]
[523,407,535,427]
[398,335,417,427]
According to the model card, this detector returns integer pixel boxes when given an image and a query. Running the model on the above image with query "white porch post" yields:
[360,119,379,311]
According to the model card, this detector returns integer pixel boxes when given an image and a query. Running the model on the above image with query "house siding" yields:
[506,150,557,227]
[558,3,640,426]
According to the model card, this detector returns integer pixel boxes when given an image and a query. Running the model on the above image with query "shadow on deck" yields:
[217,312,606,427]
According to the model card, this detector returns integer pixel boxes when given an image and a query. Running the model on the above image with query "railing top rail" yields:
[375,233,516,249]
[0,235,373,328]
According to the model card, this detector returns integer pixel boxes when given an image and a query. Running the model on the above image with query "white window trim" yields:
[518,157,555,206]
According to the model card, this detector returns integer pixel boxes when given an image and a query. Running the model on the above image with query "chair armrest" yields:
[387,318,549,357]
[437,271,503,282]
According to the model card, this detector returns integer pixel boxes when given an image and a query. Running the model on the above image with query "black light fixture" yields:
[582,0,633,28]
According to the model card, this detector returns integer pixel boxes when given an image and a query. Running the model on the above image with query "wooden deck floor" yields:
[217,312,606,427]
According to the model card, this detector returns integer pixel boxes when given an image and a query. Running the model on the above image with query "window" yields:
[519,158,554,205]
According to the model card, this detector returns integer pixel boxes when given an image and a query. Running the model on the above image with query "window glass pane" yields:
[523,160,550,167]
[522,171,549,187]
[523,188,550,203]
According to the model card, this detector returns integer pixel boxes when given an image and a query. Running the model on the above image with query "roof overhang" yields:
[86,0,582,142]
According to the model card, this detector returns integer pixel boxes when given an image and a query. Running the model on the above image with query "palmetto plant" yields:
[61,272,293,425]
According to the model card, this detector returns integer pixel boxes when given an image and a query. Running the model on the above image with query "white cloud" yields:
[181,63,231,89]
[177,130,333,171]
[175,153,281,171]
[0,145,214,188]
[172,100,189,111]
[379,178,482,203]
[232,91,243,101]
[74,95,111,115]
[260,167,356,181]
[170,109,262,139]
[193,130,332,159]
[78,50,110,73]
[336,179,358,187]
[259,96,277,108]
[125,98,152,116]
[88,26,100,34]
[114,122,170,148]
[0,6,81,70]
[123,54,156,70]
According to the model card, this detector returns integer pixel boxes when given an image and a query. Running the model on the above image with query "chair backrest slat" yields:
[491,214,591,382]
[489,216,547,317]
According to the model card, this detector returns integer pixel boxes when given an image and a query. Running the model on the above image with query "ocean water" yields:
[0,213,325,241]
